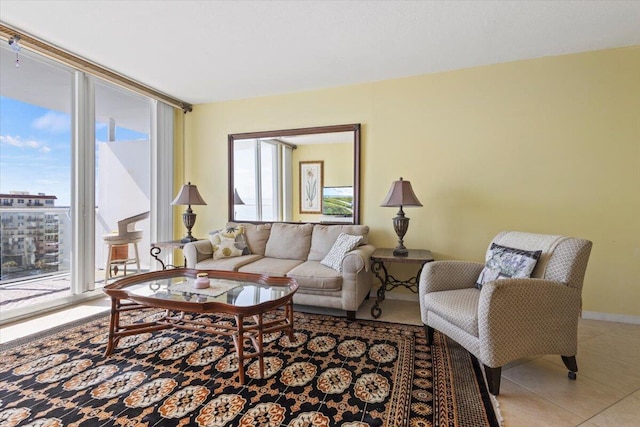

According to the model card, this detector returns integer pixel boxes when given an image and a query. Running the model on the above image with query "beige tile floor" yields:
[1,297,638,426]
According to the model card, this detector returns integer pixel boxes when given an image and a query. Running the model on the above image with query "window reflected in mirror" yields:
[229,124,360,224]
[233,138,292,222]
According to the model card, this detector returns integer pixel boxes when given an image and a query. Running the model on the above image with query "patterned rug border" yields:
[1,309,500,426]
[469,346,500,425]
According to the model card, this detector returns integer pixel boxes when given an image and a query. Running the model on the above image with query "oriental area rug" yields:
[0,310,499,427]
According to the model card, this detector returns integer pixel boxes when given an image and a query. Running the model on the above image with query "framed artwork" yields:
[300,161,323,213]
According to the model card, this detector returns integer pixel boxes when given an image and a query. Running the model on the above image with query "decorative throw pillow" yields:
[320,233,363,272]
[476,243,542,289]
[208,229,223,246]
[209,226,251,256]
[213,236,244,260]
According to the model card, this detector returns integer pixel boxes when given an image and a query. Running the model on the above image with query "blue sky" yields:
[0,96,147,206]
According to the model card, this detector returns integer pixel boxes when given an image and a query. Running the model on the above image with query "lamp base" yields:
[180,209,198,244]
[393,246,408,257]
[392,210,410,257]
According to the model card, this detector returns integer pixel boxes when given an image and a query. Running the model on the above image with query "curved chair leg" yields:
[133,242,141,274]
[562,355,578,380]
[483,365,502,396]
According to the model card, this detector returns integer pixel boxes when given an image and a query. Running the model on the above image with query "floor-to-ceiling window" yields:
[94,81,151,283]
[0,40,174,323]
[0,43,74,318]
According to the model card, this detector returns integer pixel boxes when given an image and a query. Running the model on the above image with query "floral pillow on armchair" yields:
[476,243,542,289]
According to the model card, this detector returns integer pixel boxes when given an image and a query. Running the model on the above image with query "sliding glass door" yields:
[0,43,173,322]
[0,43,74,317]
[94,81,151,284]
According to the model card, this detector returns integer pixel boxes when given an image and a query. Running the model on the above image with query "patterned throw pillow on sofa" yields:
[213,236,244,260]
[209,225,251,256]
[476,243,542,289]
[320,233,363,272]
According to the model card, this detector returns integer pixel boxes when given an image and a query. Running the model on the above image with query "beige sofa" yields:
[183,222,375,319]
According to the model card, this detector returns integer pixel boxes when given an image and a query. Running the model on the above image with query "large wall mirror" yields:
[228,123,361,224]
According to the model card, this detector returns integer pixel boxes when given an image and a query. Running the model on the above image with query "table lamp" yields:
[380,177,422,256]
[172,182,207,243]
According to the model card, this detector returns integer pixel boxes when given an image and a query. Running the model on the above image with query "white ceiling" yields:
[1,1,639,105]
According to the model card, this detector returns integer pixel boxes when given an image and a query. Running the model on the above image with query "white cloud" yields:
[32,111,71,133]
[0,135,41,149]
[40,146,52,153]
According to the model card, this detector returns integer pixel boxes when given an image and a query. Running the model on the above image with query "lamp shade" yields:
[380,177,422,207]
[171,182,207,206]
[233,188,245,205]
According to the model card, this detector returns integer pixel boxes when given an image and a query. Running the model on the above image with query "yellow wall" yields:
[293,142,353,222]
[184,46,640,317]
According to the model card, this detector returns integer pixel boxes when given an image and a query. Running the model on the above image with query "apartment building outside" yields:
[0,191,66,281]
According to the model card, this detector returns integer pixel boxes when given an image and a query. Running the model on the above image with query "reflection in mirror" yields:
[229,124,360,224]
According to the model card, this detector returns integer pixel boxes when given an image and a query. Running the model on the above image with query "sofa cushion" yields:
[195,254,263,271]
[237,257,304,277]
[307,225,369,261]
[320,233,363,271]
[264,223,314,260]
[287,261,343,291]
[476,243,542,289]
[227,222,271,256]
[425,288,480,337]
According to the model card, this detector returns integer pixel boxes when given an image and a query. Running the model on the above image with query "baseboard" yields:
[582,310,640,325]
[384,291,419,302]
[380,297,640,325]
[0,290,106,326]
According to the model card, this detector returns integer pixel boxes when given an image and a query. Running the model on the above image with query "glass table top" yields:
[121,275,295,307]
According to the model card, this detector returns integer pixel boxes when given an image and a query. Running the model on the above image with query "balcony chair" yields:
[103,211,150,279]
[419,231,592,395]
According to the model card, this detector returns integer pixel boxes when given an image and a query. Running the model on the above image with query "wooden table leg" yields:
[105,297,119,357]
[257,313,264,379]
[287,300,295,341]
[233,314,246,385]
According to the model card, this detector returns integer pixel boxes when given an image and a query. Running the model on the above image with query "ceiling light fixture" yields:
[8,35,21,68]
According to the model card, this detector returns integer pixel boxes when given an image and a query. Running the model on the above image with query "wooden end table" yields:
[103,269,298,384]
[370,248,434,318]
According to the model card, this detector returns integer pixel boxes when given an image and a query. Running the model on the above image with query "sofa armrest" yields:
[342,244,376,274]
[478,278,581,366]
[183,240,213,268]
[419,260,484,296]
[340,244,376,312]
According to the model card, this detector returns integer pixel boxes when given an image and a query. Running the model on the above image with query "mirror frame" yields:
[228,123,361,224]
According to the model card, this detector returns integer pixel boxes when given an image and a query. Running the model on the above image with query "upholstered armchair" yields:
[419,231,592,395]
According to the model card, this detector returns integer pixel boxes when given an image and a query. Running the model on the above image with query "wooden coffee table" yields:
[103,269,298,384]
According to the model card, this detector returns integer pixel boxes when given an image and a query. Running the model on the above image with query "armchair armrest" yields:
[478,278,581,366]
[183,240,213,268]
[419,260,484,296]
[342,244,376,274]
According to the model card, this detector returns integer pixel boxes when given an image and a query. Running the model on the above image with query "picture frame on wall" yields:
[300,161,323,213]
